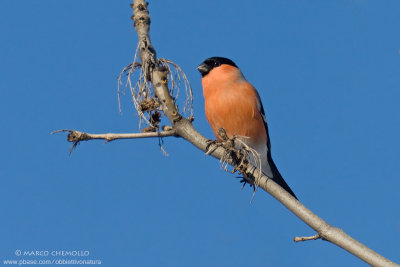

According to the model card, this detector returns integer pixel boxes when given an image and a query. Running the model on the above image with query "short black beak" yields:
[197,63,210,77]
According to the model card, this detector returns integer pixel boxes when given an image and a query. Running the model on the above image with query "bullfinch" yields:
[197,57,297,199]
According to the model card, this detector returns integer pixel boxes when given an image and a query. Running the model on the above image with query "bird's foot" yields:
[236,175,258,203]
[205,128,235,155]
[237,176,253,189]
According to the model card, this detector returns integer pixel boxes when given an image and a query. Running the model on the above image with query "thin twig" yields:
[51,129,176,142]
[52,129,177,154]
[294,234,322,243]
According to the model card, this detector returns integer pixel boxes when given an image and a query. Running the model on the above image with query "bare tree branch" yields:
[54,1,399,266]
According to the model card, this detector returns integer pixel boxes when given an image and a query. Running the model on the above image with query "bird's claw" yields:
[237,176,256,191]
[205,128,235,155]
[205,139,219,155]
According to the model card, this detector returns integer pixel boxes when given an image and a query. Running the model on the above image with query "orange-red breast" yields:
[198,57,297,199]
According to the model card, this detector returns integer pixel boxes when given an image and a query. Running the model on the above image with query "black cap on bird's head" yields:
[197,57,238,77]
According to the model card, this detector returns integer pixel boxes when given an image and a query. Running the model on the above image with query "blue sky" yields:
[1,1,399,266]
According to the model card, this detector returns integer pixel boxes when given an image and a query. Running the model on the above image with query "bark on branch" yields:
[55,1,399,266]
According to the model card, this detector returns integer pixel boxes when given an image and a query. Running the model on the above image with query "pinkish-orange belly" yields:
[205,92,267,146]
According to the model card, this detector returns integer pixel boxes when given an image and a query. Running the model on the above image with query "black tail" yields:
[268,157,297,199]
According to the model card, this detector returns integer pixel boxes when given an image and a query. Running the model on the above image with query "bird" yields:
[197,56,297,199]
